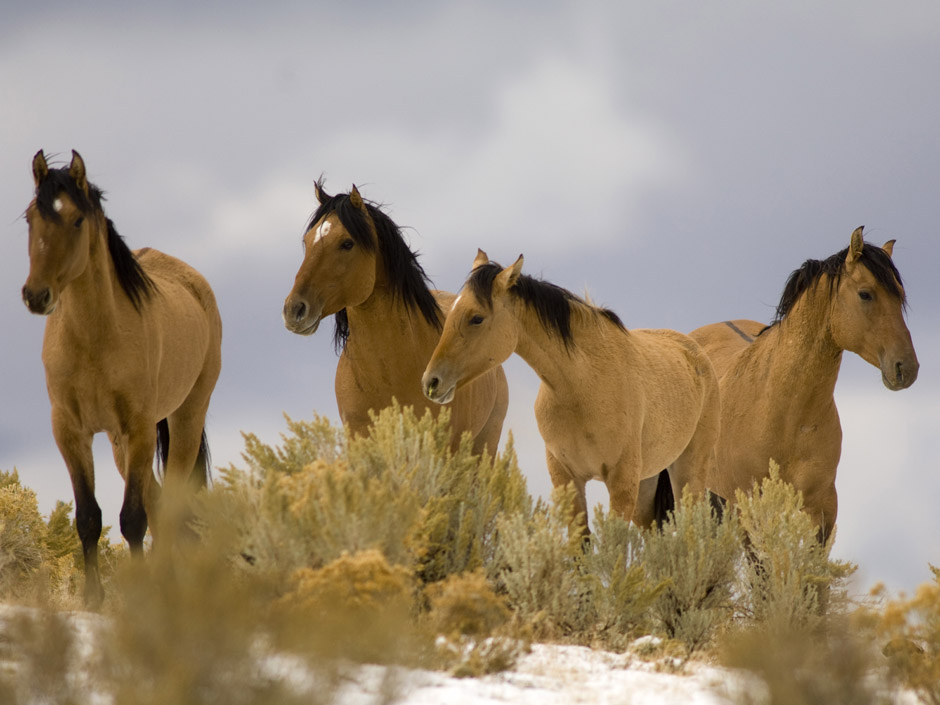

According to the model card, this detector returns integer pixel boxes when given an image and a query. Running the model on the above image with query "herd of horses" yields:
[22,150,919,606]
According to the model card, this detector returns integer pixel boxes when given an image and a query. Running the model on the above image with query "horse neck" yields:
[511,300,601,392]
[763,283,844,404]
[343,271,441,367]
[56,214,121,334]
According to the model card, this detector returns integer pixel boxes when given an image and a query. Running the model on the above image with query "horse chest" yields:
[535,397,623,477]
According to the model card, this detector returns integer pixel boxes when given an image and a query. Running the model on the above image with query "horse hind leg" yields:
[632,471,674,529]
[118,420,159,554]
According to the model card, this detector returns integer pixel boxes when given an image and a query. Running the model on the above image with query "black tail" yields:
[155,419,170,480]
[651,469,728,526]
[652,469,675,525]
[193,430,211,489]
[154,419,211,488]
[708,490,727,521]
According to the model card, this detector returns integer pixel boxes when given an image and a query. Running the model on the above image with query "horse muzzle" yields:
[881,354,919,391]
[282,296,322,336]
[22,284,55,315]
[422,371,456,405]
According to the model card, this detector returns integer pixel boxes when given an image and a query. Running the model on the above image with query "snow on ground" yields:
[336,643,748,705]
[0,605,921,705]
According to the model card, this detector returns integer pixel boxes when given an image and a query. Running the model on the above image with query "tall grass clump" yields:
[735,461,855,630]
[860,566,940,704]
[97,515,355,705]
[642,488,741,657]
[719,618,891,705]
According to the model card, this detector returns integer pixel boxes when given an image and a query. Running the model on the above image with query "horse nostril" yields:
[284,299,306,324]
[426,377,439,396]
[895,361,904,384]
[22,285,51,312]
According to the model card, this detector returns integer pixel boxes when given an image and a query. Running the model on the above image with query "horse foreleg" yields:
[605,458,641,527]
[546,450,589,539]
[52,415,103,608]
[470,367,509,457]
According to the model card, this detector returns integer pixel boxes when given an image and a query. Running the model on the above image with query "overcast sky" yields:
[2,1,938,595]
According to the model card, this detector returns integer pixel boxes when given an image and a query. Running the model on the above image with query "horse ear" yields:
[472,248,489,270]
[845,226,865,265]
[314,178,330,204]
[881,239,896,258]
[496,254,524,291]
[69,150,89,194]
[349,185,365,212]
[32,150,48,186]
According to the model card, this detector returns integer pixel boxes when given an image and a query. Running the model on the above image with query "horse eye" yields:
[73,216,84,229]
[469,314,484,325]
[340,239,355,251]
[859,290,872,302]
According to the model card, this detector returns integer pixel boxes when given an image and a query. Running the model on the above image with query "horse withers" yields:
[22,150,222,606]
[282,181,508,455]
[688,227,917,542]
[422,250,721,531]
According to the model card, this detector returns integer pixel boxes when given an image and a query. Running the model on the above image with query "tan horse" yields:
[282,182,508,454]
[22,150,222,606]
[688,227,918,542]
[422,250,721,529]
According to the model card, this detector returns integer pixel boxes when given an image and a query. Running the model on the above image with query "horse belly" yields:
[150,295,217,419]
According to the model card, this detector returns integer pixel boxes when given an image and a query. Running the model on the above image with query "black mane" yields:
[307,186,441,352]
[34,166,155,312]
[768,243,905,328]
[467,261,625,350]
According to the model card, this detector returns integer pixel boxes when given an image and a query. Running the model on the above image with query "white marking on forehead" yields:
[313,219,332,243]
[53,198,63,213]
[451,294,462,310]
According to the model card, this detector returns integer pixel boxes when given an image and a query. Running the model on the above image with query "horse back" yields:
[688,319,764,380]
[135,248,221,325]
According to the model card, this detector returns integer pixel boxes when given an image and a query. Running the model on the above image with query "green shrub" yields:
[424,569,511,639]
[0,606,92,704]
[201,404,530,588]
[719,619,890,705]
[0,479,47,596]
[861,566,940,705]
[274,548,426,667]
[581,506,664,649]
[495,485,590,640]
[735,462,855,631]
[425,570,521,676]
[642,488,741,657]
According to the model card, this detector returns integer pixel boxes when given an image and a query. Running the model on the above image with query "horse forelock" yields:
[34,166,101,222]
[770,242,906,326]
[466,261,625,349]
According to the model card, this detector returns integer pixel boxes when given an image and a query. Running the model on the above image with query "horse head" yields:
[283,182,379,336]
[423,250,522,404]
[22,150,96,315]
[829,227,918,390]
